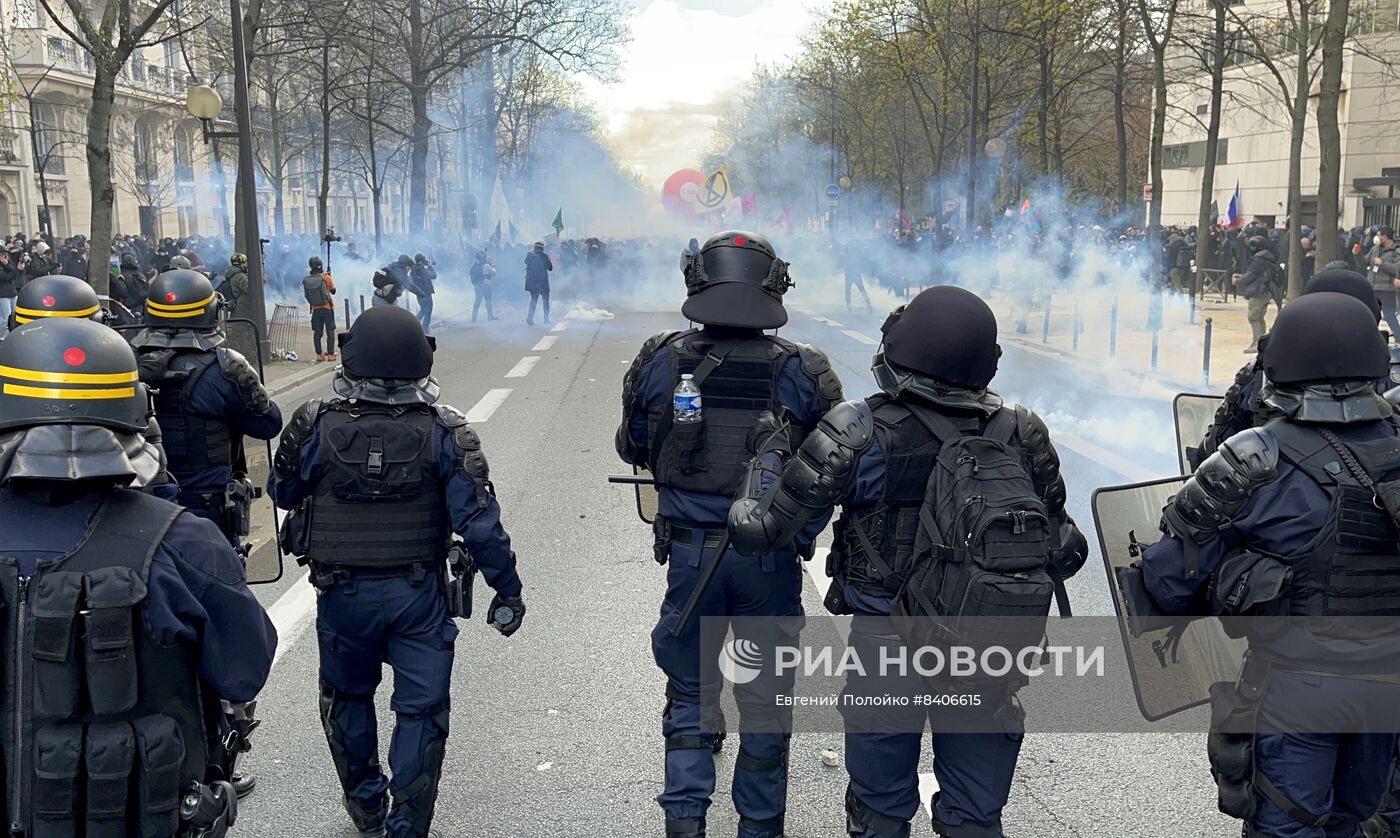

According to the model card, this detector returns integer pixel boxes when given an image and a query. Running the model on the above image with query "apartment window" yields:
[173,126,193,182]
[33,103,65,175]
[1196,103,1208,116]
[133,119,156,184]
[1162,138,1229,168]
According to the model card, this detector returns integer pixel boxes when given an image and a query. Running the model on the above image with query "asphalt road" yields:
[233,299,1237,838]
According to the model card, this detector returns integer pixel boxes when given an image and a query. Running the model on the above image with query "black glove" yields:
[488,593,525,637]
[746,409,797,457]
[1051,520,1089,580]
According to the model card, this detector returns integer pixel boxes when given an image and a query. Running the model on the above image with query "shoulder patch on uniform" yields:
[796,343,843,403]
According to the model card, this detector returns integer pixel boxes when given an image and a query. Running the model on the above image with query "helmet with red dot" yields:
[0,317,149,434]
[12,275,104,327]
[143,269,222,330]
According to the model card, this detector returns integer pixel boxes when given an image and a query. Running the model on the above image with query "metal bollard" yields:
[1072,299,1082,352]
[1202,317,1214,387]
[359,294,365,315]
[343,297,351,330]
[1189,294,1197,325]
[1041,303,1052,344]
[1109,297,1119,358]
[1151,324,1160,370]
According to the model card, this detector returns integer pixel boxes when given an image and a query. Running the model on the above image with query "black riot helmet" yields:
[13,275,104,326]
[680,230,792,330]
[1303,267,1381,322]
[334,304,439,404]
[1247,235,1269,254]
[309,255,324,272]
[876,286,1001,391]
[1264,292,1388,386]
[397,254,413,267]
[0,318,149,434]
[143,269,222,330]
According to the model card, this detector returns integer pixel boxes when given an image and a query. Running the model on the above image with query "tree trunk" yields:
[1285,52,1309,299]
[406,0,428,233]
[1037,11,1050,175]
[1147,41,1168,237]
[270,105,285,236]
[318,41,331,235]
[84,64,118,295]
[1193,0,1226,296]
[1113,0,1130,206]
[1315,0,1348,265]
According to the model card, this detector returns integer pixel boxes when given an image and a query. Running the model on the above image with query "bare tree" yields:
[34,0,198,292]
[1136,0,1181,240]
[1314,0,1347,265]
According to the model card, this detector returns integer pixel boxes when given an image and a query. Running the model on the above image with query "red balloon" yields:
[661,169,706,217]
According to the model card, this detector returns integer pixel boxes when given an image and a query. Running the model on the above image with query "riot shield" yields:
[1173,392,1224,475]
[608,467,659,524]
[1091,477,1246,721]
[115,318,284,584]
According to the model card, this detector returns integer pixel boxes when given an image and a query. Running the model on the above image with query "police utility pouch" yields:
[83,567,148,716]
[30,571,84,720]
[1207,660,1271,821]
[1210,551,1292,619]
[32,724,82,838]
[281,501,311,558]
[86,721,135,838]
[133,714,185,838]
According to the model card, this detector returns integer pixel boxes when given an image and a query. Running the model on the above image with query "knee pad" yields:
[319,681,380,787]
[390,700,451,835]
[845,786,910,838]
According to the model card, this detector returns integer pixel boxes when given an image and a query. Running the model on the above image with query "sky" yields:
[575,0,822,190]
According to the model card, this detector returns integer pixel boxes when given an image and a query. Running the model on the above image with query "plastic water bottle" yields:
[674,374,702,424]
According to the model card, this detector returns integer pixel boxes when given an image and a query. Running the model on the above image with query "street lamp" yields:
[186,47,269,362]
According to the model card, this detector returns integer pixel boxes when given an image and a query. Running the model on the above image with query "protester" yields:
[524,241,553,326]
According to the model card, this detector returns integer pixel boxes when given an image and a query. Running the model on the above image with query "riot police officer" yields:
[271,304,525,838]
[8,272,105,329]
[1141,292,1400,837]
[1192,267,1390,469]
[0,317,277,837]
[132,268,283,548]
[616,231,842,838]
[727,285,1088,838]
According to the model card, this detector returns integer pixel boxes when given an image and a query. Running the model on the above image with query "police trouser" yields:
[842,612,1021,838]
[311,308,336,355]
[314,565,456,838]
[1210,660,1400,838]
[650,524,803,837]
[180,490,239,549]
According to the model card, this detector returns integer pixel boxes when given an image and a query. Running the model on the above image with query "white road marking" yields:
[505,357,540,378]
[551,321,569,333]
[842,329,879,346]
[919,772,941,817]
[1054,431,1157,482]
[532,335,558,351]
[267,580,317,668]
[466,388,514,423]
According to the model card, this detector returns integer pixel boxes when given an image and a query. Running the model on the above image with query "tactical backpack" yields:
[891,405,1056,664]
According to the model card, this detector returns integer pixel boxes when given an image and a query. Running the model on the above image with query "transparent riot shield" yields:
[608,467,659,524]
[1091,477,1246,721]
[115,319,284,584]
[226,318,284,584]
[1173,393,1224,475]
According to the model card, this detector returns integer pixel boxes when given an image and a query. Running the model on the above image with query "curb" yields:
[267,362,337,397]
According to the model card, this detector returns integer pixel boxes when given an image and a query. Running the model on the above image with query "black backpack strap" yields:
[985,407,1018,445]
[901,402,968,444]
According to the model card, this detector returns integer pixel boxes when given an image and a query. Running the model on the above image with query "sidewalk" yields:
[993,285,1268,395]
[260,314,340,396]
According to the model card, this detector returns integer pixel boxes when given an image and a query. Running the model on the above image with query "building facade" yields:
[1157,0,1400,232]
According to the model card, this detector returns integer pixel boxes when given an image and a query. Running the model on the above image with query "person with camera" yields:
[469,249,497,322]
[304,255,338,362]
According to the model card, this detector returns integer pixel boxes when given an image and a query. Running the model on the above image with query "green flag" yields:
[552,209,565,236]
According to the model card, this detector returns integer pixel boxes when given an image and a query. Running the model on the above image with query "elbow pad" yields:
[1163,427,1278,543]
[216,347,271,413]
[729,400,874,556]
[273,399,321,483]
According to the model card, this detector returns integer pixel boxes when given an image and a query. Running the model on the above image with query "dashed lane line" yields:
[842,329,879,346]
[466,388,514,423]
[551,321,569,333]
[505,357,540,379]
[533,335,558,352]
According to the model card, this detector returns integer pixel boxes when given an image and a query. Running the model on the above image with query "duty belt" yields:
[308,561,437,590]
[669,524,727,550]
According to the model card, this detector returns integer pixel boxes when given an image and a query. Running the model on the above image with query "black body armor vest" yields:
[304,402,449,567]
[835,396,983,598]
[0,490,208,837]
[1268,420,1400,618]
[647,329,798,497]
[142,350,234,481]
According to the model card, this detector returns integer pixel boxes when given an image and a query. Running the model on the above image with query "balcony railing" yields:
[37,35,189,100]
